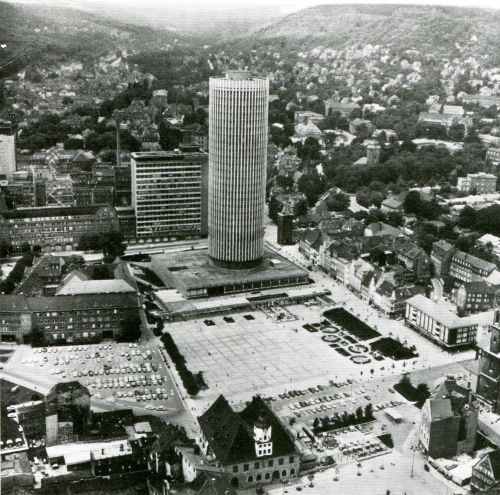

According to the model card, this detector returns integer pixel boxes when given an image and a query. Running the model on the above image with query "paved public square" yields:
[167,297,475,412]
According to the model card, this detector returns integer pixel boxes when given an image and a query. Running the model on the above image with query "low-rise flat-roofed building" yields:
[405,294,483,348]
[150,249,309,300]
[90,439,149,476]
[131,146,208,241]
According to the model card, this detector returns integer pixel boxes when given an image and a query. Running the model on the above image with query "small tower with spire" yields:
[254,412,273,457]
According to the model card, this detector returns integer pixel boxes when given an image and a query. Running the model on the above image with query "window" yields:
[247,476,254,483]
[232,465,238,473]
[268,460,273,467]
[243,464,249,472]
[265,473,270,480]
[279,458,284,466]
[256,474,262,481]
[289,456,295,463]
[254,462,259,469]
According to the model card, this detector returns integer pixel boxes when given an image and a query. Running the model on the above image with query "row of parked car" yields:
[289,389,372,417]
[278,380,355,400]
[373,400,403,411]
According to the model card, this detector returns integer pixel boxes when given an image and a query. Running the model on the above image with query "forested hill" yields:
[242,4,500,63]
[0,1,178,79]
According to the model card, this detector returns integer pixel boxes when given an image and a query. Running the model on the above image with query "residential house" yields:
[431,240,456,277]
[381,197,404,213]
[324,99,360,117]
[348,259,376,300]
[449,251,496,283]
[393,239,432,282]
[364,222,404,239]
[298,228,325,265]
[471,450,500,493]
[455,281,500,315]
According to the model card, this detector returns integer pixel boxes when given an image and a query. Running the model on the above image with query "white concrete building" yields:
[0,122,16,179]
[208,70,269,268]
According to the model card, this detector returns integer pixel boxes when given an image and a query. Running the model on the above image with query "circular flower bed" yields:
[322,335,341,343]
[348,344,369,354]
[350,355,371,364]
[321,327,340,334]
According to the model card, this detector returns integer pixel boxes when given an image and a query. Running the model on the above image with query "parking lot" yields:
[4,341,184,415]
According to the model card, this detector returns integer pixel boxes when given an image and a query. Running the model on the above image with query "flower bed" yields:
[350,355,371,364]
[348,344,369,354]
[370,337,418,361]
[322,335,341,343]
[323,308,381,341]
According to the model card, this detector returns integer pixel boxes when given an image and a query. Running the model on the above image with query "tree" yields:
[364,403,374,420]
[117,316,142,342]
[326,191,350,212]
[100,231,126,262]
[0,239,12,258]
[355,406,363,421]
[458,206,477,229]
[403,191,421,214]
[298,173,325,206]
[415,383,430,403]
[20,242,31,254]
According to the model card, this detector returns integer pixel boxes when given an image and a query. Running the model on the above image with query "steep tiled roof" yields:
[198,395,296,465]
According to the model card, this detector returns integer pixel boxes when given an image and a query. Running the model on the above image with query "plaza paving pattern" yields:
[169,300,475,410]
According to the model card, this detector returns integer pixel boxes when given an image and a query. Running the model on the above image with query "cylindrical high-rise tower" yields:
[208,70,269,269]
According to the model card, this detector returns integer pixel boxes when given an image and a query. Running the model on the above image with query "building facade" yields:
[405,294,478,348]
[471,450,500,493]
[0,205,122,252]
[195,395,299,489]
[131,146,208,241]
[0,121,16,179]
[455,282,500,316]
[449,251,496,284]
[476,311,500,413]
[208,70,269,268]
[457,173,497,195]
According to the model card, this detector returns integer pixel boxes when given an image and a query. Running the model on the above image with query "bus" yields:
[385,408,403,423]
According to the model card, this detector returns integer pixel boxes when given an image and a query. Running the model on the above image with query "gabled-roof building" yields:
[194,395,299,489]
[472,450,500,493]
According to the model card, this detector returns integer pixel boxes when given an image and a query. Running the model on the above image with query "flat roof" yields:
[407,294,493,328]
[47,439,131,465]
[151,249,309,291]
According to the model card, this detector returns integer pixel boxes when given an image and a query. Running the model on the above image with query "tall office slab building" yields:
[208,70,269,268]
[0,121,16,179]
[131,146,208,241]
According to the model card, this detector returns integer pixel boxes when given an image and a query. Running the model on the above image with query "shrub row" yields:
[161,333,207,396]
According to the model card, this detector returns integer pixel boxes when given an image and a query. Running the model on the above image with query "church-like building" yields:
[192,395,300,488]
